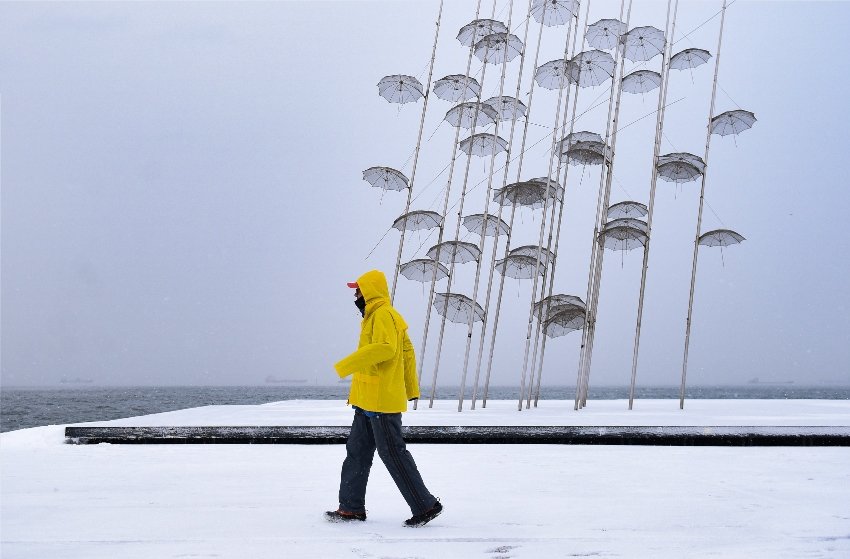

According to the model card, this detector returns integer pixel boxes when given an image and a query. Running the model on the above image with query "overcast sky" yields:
[1,0,848,389]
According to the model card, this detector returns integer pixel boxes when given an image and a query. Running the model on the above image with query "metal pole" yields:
[414,0,483,410]
[575,0,630,410]
[456,0,519,413]
[528,0,592,409]
[516,13,575,412]
[480,9,549,408]
[390,0,445,305]
[470,0,535,411]
[681,0,728,409]
[627,0,678,410]
[428,0,498,407]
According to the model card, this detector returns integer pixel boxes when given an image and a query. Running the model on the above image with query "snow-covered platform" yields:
[4,400,850,558]
[65,399,850,445]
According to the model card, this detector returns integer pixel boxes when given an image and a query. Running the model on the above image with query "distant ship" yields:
[264,376,308,384]
[748,377,794,385]
[59,376,94,384]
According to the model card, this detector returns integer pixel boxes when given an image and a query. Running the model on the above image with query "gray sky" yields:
[2,0,848,388]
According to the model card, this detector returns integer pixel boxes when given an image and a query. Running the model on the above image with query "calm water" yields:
[2,384,849,433]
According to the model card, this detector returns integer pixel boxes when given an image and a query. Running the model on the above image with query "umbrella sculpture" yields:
[474,32,524,65]
[463,213,511,237]
[456,18,508,47]
[495,254,547,280]
[607,200,648,220]
[534,294,586,322]
[377,75,424,104]
[444,102,500,129]
[670,48,712,71]
[621,26,666,62]
[534,58,573,90]
[483,95,528,121]
[399,259,450,283]
[559,130,604,153]
[459,133,509,157]
[391,210,442,231]
[543,307,586,338]
[362,166,409,192]
[530,0,579,27]
[621,70,662,94]
[598,222,648,251]
[426,240,481,264]
[569,50,616,88]
[605,217,649,234]
[564,140,611,166]
[585,18,627,51]
[492,181,554,210]
[656,152,706,183]
[433,292,485,323]
[510,244,556,267]
[699,228,746,266]
[433,74,481,102]
[710,109,757,136]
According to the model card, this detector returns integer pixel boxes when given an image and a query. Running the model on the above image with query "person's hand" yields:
[408,398,418,402]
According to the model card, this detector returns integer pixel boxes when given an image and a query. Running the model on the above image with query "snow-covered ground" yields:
[2,400,850,558]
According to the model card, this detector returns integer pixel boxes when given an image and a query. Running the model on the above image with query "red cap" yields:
[346,282,359,289]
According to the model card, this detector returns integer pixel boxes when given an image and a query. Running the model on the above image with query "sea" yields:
[2,384,849,433]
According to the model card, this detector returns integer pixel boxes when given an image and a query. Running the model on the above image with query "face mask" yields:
[354,296,366,317]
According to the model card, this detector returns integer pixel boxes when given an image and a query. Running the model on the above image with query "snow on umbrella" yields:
[534,294,586,322]
[585,18,627,51]
[543,307,586,338]
[510,244,555,267]
[484,95,528,121]
[363,166,409,191]
[433,292,485,324]
[392,210,442,232]
[377,75,424,104]
[426,240,481,264]
[564,140,610,166]
[607,201,648,220]
[531,0,579,27]
[457,18,508,47]
[711,110,757,137]
[621,26,666,62]
[433,74,481,103]
[459,133,509,157]
[534,58,573,90]
[670,48,712,71]
[621,70,662,94]
[699,229,745,267]
[474,33,524,65]
[444,102,499,129]
[569,50,616,88]
[495,254,547,280]
[399,259,449,282]
[598,223,648,251]
[463,213,511,237]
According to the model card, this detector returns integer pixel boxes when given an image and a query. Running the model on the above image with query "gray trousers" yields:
[338,407,436,515]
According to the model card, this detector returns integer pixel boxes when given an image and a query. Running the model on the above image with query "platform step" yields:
[64,425,850,446]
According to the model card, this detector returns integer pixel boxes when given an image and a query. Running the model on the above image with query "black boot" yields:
[403,500,443,527]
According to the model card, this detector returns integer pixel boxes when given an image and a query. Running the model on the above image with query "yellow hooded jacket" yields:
[334,269,420,413]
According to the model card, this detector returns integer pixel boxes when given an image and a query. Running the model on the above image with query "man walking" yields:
[326,269,442,527]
